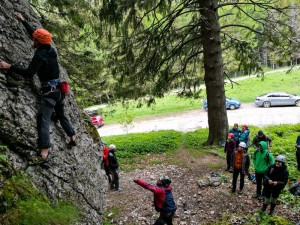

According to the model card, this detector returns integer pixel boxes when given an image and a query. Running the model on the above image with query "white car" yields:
[255,92,300,107]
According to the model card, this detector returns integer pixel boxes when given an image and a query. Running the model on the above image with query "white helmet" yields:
[109,144,116,150]
[276,155,286,163]
[239,142,247,148]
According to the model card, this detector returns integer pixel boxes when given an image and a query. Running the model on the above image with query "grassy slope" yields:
[98,69,300,124]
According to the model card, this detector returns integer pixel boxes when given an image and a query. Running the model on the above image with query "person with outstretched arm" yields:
[0,13,76,163]
[134,175,177,225]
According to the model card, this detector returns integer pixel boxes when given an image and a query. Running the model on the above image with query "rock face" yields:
[0,1,106,224]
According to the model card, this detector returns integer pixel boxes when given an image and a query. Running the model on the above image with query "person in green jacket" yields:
[252,141,274,199]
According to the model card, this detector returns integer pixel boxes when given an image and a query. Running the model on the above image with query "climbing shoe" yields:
[27,156,50,169]
[67,140,77,148]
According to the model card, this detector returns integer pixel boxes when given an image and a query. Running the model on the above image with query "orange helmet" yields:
[32,29,52,45]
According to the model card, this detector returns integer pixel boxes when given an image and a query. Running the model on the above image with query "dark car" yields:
[255,92,300,108]
[85,110,104,128]
[203,97,241,110]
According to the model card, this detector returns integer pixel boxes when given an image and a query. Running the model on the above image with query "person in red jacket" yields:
[134,175,177,225]
[101,141,111,184]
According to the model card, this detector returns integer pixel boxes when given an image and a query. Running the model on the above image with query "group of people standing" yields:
[225,123,291,215]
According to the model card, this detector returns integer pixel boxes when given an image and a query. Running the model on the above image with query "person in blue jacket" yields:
[229,123,241,147]
[240,125,250,151]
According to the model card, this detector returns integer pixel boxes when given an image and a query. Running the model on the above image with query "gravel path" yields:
[98,104,300,136]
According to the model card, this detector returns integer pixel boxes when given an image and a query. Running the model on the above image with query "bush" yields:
[2,199,79,225]
[102,130,182,159]
[183,128,209,149]
[0,173,80,225]
[248,124,300,178]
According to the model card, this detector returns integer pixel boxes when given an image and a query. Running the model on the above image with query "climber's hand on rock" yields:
[0,61,11,69]
[15,12,25,21]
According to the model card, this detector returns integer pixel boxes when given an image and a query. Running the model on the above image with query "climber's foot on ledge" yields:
[67,135,77,148]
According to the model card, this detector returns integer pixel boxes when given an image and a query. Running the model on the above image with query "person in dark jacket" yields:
[229,123,241,147]
[134,175,177,225]
[253,130,272,150]
[108,144,122,191]
[224,133,236,171]
[229,142,250,194]
[262,155,289,215]
[296,135,300,170]
[0,12,76,161]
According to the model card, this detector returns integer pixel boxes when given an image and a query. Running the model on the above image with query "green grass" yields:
[96,69,300,124]
[99,94,202,124]
[0,173,80,225]
[224,70,300,102]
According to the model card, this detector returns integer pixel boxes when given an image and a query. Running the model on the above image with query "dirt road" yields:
[98,103,300,136]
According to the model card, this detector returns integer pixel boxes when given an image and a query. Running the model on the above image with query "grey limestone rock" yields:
[0,1,107,224]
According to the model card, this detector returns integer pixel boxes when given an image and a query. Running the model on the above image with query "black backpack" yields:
[289,181,300,196]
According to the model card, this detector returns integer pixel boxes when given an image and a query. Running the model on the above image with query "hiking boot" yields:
[252,193,261,199]
[238,190,243,194]
[115,188,123,192]
[257,195,263,200]
[269,203,276,216]
[261,204,268,212]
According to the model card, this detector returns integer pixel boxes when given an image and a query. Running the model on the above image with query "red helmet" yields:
[32,29,52,44]
[228,133,235,138]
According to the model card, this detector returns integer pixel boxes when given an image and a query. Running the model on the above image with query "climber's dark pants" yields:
[154,212,174,225]
[110,169,119,190]
[37,90,75,149]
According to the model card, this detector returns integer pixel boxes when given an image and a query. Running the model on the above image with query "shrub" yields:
[0,173,80,225]
[183,128,209,149]
[102,130,182,159]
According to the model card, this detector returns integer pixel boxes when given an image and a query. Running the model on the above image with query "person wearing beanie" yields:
[0,12,76,165]
[240,125,250,151]
[253,130,272,150]
[261,155,289,215]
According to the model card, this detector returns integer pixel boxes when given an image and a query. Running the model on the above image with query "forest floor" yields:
[104,148,300,225]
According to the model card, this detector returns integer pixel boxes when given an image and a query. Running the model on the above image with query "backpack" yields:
[289,180,300,196]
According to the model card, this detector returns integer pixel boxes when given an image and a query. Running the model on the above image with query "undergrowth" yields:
[0,166,80,225]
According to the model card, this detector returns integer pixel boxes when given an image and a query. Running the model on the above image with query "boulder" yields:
[0,1,106,224]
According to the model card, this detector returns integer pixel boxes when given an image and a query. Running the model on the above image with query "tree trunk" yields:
[0,1,106,224]
[199,0,228,145]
